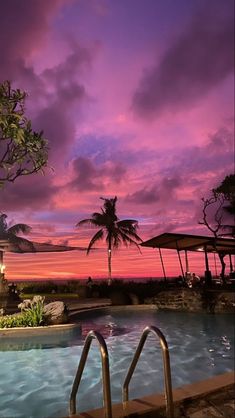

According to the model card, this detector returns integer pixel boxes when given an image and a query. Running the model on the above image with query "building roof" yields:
[141,233,235,254]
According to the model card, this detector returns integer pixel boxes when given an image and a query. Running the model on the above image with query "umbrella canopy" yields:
[0,239,88,277]
[141,233,235,254]
[0,240,85,254]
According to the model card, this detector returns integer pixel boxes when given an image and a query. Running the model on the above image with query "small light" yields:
[0,264,5,273]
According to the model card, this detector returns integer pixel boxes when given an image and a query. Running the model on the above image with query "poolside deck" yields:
[64,371,234,418]
[66,298,111,315]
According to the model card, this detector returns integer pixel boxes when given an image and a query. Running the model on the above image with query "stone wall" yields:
[144,289,235,313]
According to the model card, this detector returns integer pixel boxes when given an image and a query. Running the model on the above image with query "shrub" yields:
[0,295,46,328]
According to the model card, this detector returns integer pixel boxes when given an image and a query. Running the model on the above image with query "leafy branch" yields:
[0,81,48,186]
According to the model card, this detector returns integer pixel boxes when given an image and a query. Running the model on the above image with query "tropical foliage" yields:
[0,213,34,250]
[0,295,45,328]
[77,196,142,283]
[199,173,235,238]
[0,80,48,187]
[0,213,34,283]
[213,174,235,237]
[199,174,235,282]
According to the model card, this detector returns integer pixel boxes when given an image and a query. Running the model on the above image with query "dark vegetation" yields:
[17,278,235,301]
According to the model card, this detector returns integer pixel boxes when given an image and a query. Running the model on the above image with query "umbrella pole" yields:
[185,250,189,273]
[176,242,185,280]
[229,254,233,273]
[0,251,3,279]
[204,245,212,285]
[158,248,167,282]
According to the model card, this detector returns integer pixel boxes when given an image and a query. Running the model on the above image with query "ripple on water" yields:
[0,311,234,418]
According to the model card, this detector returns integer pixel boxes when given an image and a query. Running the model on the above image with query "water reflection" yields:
[81,321,130,339]
[0,328,82,351]
[0,321,130,351]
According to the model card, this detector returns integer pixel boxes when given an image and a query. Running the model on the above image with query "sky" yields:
[0,0,234,281]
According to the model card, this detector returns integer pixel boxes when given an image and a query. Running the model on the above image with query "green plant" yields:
[0,80,48,187]
[18,295,45,327]
[0,295,46,328]
[0,313,31,328]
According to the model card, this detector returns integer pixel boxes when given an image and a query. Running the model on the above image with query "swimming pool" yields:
[0,308,234,418]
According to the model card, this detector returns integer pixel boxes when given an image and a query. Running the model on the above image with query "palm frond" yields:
[0,214,8,234]
[8,235,35,251]
[77,213,107,228]
[117,220,142,242]
[87,229,104,254]
[118,230,142,253]
[120,228,143,242]
[8,223,32,235]
[100,196,118,221]
[76,218,93,227]
[117,219,138,227]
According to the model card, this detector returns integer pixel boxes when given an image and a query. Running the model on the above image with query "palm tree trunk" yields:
[0,250,4,282]
[108,247,112,285]
[0,250,3,268]
[218,253,226,285]
[0,250,8,297]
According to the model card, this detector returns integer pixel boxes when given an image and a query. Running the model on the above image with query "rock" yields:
[129,293,139,305]
[44,301,69,325]
[109,291,131,305]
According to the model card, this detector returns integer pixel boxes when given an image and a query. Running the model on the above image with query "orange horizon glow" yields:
[4,245,231,282]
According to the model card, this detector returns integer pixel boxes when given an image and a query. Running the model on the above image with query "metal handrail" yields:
[122,326,174,418]
[70,330,112,417]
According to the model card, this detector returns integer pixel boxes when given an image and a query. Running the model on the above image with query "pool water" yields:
[0,309,234,418]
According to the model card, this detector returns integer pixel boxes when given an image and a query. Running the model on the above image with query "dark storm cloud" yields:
[0,0,69,80]
[0,0,94,161]
[68,157,126,191]
[0,0,97,208]
[0,174,58,211]
[126,176,181,205]
[132,1,234,118]
[30,42,95,162]
[171,127,233,178]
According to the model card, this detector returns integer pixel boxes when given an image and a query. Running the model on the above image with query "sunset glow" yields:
[1,0,234,281]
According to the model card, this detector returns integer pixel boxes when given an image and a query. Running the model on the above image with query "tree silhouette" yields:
[213,174,235,237]
[199,173,235,283]
[0,213,34,274]
[77,197,142,284]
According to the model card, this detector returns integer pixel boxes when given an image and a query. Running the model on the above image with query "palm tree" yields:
[76,197,142,284]
[0,213,34,280]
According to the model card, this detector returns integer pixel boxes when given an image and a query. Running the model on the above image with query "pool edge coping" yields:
[0,322,81,337]
[65,371,235,418]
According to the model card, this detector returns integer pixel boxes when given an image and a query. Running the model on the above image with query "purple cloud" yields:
[68,157,126,192]
[0,174,58,211]
[0,0,70,80]
[132,1,234,119]
[126,176,181,205]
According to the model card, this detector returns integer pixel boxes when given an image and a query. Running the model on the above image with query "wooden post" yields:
[229,254,233,273]
[185,250,189,273]
[158,248,167,282]
[176,242,184,279]
[204,245,212,285]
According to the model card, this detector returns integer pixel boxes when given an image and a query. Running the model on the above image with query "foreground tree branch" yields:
[0,81,48,187]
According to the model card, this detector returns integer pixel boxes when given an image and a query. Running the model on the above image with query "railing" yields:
[122,325,174,418]
[69,330,112,417]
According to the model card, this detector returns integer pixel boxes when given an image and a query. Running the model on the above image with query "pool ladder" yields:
[69,326,174,418]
